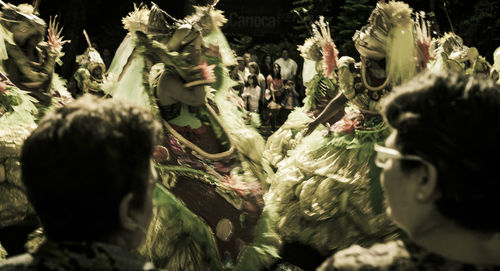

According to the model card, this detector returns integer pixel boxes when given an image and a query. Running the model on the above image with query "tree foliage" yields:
[442,0,500,62]
[288,0,500,62]
[333,0,376,59]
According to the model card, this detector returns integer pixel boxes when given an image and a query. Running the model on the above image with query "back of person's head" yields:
[21,95,161,243]
[382,71,500,233]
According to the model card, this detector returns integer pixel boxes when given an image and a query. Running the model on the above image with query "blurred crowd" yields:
[230,49,301,131]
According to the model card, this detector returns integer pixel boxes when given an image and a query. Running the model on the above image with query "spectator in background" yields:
[237,56,250,85]
[274,48,297,81]
[242,74,261,113]
[267,63,283,101]
[265,63,284,131]
[248,62,266,107]
[279,80,299,124]
[0,95,162,270]
[243,52,252,68]
[248,62,266,91]
[261,54,273,79]
[229,64,245,94]
[318,72,500,270]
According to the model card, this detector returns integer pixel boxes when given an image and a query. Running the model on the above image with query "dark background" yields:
[6,0,500,80]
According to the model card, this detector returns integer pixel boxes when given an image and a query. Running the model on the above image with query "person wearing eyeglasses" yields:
[318,72,500,270]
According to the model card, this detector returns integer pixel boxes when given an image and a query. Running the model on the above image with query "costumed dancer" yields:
[264,17,342,170]
[0,1,71,111]
[265,0,432,258]
[108,3,279,270]
[0,1,70,256]
[491,47,500,85]
[429,31,491,76]
[71,30,109,97]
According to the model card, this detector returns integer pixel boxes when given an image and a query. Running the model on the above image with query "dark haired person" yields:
[265,63,284,131]
[261,54,273,78]
[278,80,299,124]
[0,95,162,270]
[248,61,267,115]
[319,72,500,270]
[242,74,261,113]
[274,48,297,81]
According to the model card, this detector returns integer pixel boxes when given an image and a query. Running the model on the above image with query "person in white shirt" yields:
[242,75,261,113]
[274,48,297,81]
[237,56,250,84]
[248,62,267,104]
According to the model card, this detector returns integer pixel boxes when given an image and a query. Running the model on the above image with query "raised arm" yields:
[304,91,347,136]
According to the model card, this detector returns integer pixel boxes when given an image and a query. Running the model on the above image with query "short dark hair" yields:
[21,95,161,242]
[382,71,500,232]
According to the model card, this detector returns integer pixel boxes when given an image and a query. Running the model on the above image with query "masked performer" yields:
[0,2,71,109]
[266,0,432,257]
[108,3,278,270]
[0,1,70,256]
[264,17,342,170]
[0,67,38,257]
[429,31,491,76]
[71,30,109,97]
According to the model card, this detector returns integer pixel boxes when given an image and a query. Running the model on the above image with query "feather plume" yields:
[299,17,338,79]
[415,11,433,69]
[122,4,150,33]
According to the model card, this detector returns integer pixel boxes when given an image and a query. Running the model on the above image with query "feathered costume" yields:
[491,47,500,85]
[0,242,5,261]
[0,2,71,255]
[108,3,279,270]
[265,1,429,256]
[429,31,491,76]
[264,17,341,170]
[72,31,109,97]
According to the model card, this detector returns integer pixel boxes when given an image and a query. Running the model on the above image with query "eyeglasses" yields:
[374,144,427,169]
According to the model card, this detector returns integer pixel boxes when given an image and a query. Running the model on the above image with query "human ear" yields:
[119,192,137,231]
[416,163,439,202]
